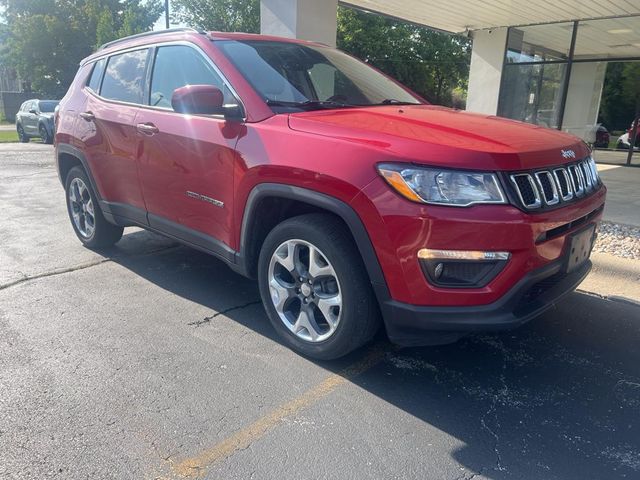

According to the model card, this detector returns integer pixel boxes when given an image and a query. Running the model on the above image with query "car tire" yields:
[258,213,380,360]
[17,124,29,143]
[64,166,123,248]
[39,124,52,144]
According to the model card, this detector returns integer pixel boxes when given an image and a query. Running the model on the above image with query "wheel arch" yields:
[56,143,100,197]
[236,183,391,306]
[37,120,52,134]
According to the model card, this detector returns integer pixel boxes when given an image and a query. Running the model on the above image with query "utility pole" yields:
[164,0,170,29]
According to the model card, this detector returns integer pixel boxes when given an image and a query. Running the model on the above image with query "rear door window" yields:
[149,45,237,110]
[87,58,107,93]
[101,49,149,104]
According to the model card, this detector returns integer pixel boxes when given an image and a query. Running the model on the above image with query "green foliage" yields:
[0,0,162,98]
[337,7,470,106]
[600,62,640,131]
[622,63,640,113]
[168,2,470,106]
[1,1,471,104]
[172,0,260,32]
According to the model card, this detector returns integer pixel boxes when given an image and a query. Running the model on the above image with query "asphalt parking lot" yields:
[1,143,640,479]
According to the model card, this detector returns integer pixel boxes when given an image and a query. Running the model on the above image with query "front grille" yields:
[508,157,601,210]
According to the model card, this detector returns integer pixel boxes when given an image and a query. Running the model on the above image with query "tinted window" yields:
[87,58,107,93]
[149,45,237,110]
[101,49,148,104]
[217,40,422,111]
[38,101,58,113]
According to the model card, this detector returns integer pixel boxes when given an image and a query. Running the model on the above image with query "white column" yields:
[260,0,338,47]
[466,28,508,115]
[562,62,607,142]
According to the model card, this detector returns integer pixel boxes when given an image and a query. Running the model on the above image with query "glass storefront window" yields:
[498,63,567,129]
[506,22,574,63]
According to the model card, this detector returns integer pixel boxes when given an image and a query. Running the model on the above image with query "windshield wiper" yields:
[377,99,422,105]
[265,99,355,110]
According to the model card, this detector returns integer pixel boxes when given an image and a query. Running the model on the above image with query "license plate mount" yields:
[565,225,596,273]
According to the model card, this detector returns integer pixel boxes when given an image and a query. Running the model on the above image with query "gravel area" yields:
[594,221,640,260]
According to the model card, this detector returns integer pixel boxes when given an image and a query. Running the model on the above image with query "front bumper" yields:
[354,178,606,306]
[383,257,591,346]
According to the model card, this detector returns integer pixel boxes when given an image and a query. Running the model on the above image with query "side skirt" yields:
[101,200,241,273]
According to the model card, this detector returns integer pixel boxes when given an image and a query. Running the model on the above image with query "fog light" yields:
[434,262,444,279]
[417,249,510,288]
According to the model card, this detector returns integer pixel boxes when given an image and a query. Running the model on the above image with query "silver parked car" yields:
[15,99,59,144]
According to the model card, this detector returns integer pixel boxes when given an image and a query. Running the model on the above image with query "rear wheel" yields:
[65,166,123,248]
[17,124,29,143]
[258,214,380,360]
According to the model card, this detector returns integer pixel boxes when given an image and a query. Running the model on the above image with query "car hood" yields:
[287,105,589,171]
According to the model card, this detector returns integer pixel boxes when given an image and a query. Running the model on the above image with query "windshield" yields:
[38,101,59,113]
[216,40,423,112]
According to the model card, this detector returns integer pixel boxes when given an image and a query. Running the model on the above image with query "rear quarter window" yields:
[100,49,148,104]
[86,58,107,93]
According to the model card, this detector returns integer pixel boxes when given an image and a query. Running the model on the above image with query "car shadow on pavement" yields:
[106,230,640,480]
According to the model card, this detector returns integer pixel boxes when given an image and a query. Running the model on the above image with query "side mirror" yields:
[29,108,37,114]
[171,85,224,115]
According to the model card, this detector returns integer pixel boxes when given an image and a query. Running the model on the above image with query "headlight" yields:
[377,163,507,207]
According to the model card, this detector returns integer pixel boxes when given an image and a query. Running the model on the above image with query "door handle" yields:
[136,123,159,135]
[79,111,95,121]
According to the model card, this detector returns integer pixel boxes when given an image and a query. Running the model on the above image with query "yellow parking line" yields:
[171,344,388,478]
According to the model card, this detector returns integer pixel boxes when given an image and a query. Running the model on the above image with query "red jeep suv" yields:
[55,28,606,359]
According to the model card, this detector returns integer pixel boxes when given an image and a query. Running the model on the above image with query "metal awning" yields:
[341,0,640,33]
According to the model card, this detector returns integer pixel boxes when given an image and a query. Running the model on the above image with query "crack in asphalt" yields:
[454,466,488,480]
[187,301,262,327]
[478,340,509,476]
[0,245,180,291]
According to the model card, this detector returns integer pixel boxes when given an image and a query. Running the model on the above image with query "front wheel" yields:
[258,214,380,360]
[65,166,123,248]
[17,124,29,143]
[39,124,52,144]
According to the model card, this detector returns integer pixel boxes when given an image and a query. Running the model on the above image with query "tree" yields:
[600,63,633,131]
[0,0,162,97]
[337,7,470,106]
[172,0,260,32]
[169,2,470,106]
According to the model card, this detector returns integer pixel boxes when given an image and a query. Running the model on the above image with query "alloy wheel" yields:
[68,177,95,239]
[267,239,342,342]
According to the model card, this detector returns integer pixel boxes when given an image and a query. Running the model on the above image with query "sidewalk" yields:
[584,162,640,303]
[0,124,14,131]
[596,162,640,227]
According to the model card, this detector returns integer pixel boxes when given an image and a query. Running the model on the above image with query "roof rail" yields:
[99,27,203,51]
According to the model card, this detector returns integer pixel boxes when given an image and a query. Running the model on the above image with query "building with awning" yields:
[260,0,640,146]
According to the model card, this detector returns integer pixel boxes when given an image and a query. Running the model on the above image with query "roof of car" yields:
[206,31,325,46]
[82,28,326,65]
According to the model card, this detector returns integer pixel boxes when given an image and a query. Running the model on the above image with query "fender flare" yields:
[56,143,101,197]
[237,183,391,306]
